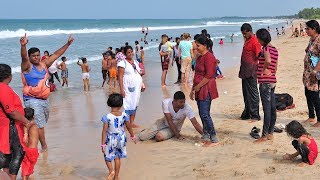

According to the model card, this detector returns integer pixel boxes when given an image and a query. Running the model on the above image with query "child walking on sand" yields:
[58,56,68,87]
[77,57,90,92]
[101,93,136,180]
[283,120,318,166]
[22,108,39,180]
[108,53,117,89]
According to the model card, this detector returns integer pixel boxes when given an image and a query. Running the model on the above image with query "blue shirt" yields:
[101,112,129,134]
[178,41,192,59]
[23,65,46,100]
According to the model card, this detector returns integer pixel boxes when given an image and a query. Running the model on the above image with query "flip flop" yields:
[274,126,283,133]
[252,126,261,133]
[250,129,260,139]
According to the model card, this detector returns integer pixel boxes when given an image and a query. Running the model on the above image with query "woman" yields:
[254,29,279,143]
[0,64,33,180]
[190,35,219,147]
[303,20,320,127]
[118,46,145,128]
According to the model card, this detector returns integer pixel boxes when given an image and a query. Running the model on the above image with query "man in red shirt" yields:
[239,23,261,120]
[0,64,33,180]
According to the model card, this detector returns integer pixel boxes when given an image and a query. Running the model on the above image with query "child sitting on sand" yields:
[101,93,136,180]
[22,107,39,180]
[77,57,90,92]
[283,120,318,166]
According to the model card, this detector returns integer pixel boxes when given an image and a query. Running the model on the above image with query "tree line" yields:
[298,8,320,19]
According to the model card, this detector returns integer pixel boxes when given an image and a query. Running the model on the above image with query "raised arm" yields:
[20,33,31,72]
[45,35,74,68]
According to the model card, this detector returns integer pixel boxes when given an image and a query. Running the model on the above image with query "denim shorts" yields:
[24,98,49,128]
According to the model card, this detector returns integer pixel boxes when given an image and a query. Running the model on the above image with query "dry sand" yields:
[30,20,320,180]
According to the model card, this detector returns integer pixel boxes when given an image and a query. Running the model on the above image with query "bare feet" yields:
[304,118,316,124]
[131,124,141,128]
[107,171,115,180]
[202,141,219,147]
[267,134,274,140]
[312,122,320,127]
[254,137,268,143]
[297,162,308,167]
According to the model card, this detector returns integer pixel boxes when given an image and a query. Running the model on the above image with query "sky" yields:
[1,0,320,19]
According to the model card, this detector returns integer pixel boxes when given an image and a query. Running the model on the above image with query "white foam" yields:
[0,19,286,39]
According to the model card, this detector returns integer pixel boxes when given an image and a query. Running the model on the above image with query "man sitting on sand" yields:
[138,91,203,141]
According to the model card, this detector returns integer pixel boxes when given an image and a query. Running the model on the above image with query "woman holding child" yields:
[118,46,145,128]
[190,35,219,146]
[0,64,33,180]
[302,20,320,127]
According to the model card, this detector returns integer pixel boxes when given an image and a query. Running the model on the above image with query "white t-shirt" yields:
[162,98,195,131]
[48,60,59,74]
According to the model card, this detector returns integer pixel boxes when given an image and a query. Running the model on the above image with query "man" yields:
[173,37,182,84]
[20,33,74,152]
[239,23,261,120]
[138,91,203,142]
[159,34,170,86]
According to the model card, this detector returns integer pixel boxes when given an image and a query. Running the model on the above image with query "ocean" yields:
[0,18,288,95]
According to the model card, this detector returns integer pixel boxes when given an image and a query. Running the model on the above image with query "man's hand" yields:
[20,33,28,46]
[67,35,74,45]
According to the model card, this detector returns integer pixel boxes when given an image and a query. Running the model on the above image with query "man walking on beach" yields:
[138,91,203,142]
[20,33,74,152]
[239,23,261,120]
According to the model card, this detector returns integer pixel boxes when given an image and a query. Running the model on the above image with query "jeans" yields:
[304,86,320,121]
[197,95,217,142]
[259,83,276,137]
[175,57,182,81]
[241,77,260,119]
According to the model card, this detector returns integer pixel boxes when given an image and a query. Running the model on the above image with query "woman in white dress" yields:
[118,46,145,128]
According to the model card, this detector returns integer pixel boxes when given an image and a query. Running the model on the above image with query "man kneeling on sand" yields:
[139,91,203,141]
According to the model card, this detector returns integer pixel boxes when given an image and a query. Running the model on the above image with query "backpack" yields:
[275,93,294,111]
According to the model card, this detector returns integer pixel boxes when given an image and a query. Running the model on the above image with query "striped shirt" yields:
[257,46,278,84]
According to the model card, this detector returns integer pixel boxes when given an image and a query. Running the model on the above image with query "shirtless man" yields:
[58,56,68,87]
[77,57,90,92]
[101,53,110,87]
[108,53,117,89]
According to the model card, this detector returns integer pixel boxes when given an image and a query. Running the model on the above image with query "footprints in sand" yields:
[192,163,215,178]
[264,166,276,174]
[262,148,278,154]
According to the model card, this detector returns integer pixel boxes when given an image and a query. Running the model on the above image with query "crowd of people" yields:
[1,19,320,179]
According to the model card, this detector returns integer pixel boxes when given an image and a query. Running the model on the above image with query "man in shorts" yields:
[159,34,170,87]
[138,91,203,142]
[101,52,110,87]
[179,33,193,85]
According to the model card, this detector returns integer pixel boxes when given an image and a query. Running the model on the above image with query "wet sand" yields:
[30,20,320,180]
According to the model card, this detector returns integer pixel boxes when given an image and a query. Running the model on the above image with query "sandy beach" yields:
[28,20,320,180]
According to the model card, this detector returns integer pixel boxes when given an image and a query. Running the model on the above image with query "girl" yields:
[254,29,279,143]
[101,93,136,180]
[283,120,318,166]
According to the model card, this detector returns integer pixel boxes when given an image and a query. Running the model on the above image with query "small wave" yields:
[0,19,286,39]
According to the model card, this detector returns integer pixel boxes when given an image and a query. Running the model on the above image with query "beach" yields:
[15,19,319,180]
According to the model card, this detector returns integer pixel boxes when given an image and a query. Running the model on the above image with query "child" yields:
[108,53,117,89]
[160,36,171,63]
[22,107,39,180]
[58,56,68,87]
[77,57,90,92]
[219,39,224,45]
[101,93,136,180]
[283,120,318,166]
[140,46,145,64]
[215,60,224,79]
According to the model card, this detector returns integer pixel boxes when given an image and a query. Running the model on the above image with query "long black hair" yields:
[285,120,309,139]
[0,64,12,82]
[306,20,320,34]
[256,28,271,47]
[195,35,213,53]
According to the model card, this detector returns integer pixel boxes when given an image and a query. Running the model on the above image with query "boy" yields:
[101,53,110,87]
[140,46,145,64]
[215,60,224,79]
[77,57,90,92]
[58,56,68,87]
[22,107,39,180]
[108,53,117,89]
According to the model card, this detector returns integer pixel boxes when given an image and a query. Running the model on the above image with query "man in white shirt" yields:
[48,60,61,84]
[138,91,203,142]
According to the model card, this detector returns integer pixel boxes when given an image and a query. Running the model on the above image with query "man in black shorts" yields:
[101,52,110,87]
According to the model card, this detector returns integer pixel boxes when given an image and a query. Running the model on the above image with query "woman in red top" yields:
[190,35,219,147]
[0,64,33,180]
